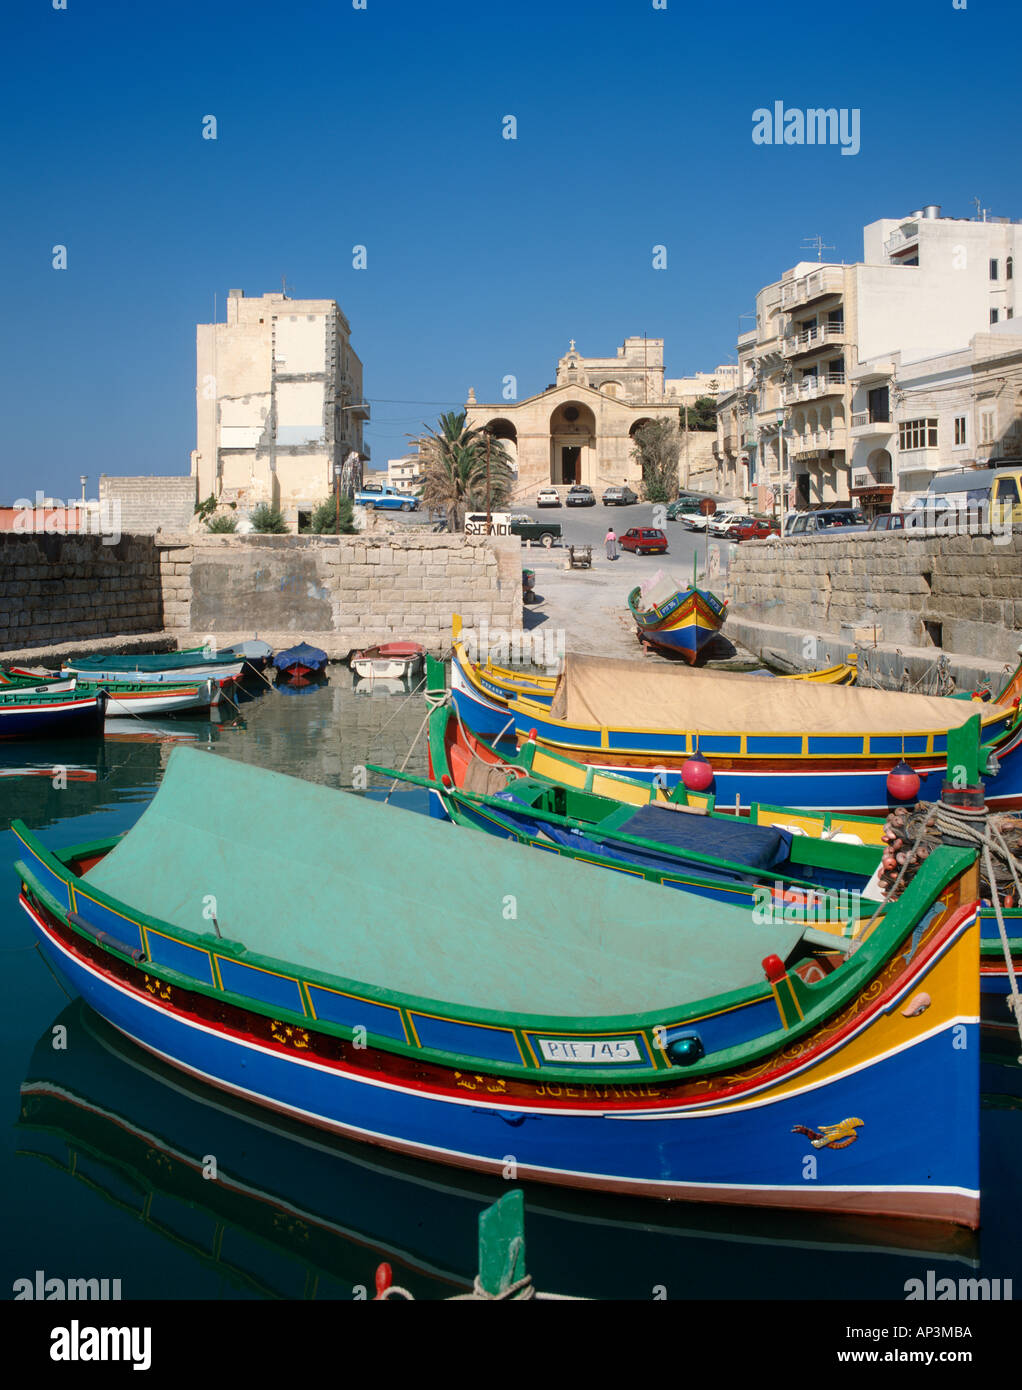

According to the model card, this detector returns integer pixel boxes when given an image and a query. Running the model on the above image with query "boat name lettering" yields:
[537,1038,641,1063]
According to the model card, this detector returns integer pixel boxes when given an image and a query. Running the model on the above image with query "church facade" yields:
[463,338,720,497]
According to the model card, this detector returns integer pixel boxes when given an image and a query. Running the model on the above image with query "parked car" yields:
[355,484,418,512]
[536,488,561,507]
[729,515,780,541]
[666,497,704,521]
[868,512,906,532]
[706,512,745,538]
[566,485,596,507]
[787,508,869,537]
[620,527,668,555]
[602,486,638,506]
[682,510,715,531]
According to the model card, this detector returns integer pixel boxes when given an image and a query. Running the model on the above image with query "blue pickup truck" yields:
[354,484,419,512]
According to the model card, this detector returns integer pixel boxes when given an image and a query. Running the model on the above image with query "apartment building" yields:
[193,290,370,530]
[387,455,424,493]
[721,205,1022,514]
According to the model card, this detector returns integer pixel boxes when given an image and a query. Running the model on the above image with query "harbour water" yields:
[2,672,1020,1301]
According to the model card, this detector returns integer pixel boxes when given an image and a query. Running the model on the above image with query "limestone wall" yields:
[99,475,197,534]
[0,534,163,651]
[728,530,1022,662]
[158,532,522,655]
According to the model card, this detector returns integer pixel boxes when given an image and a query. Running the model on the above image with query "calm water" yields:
[2,671,1020,1301]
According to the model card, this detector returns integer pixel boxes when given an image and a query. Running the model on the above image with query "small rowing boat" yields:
[628,572,727,663]
[350,642,425,681]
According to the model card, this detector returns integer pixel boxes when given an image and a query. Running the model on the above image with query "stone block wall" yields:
[728,530,1022,662]
[0,533,163,651]
[100,475,196,534]
[158,532,522,654]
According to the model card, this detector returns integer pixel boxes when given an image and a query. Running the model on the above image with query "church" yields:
[463,338,725,496]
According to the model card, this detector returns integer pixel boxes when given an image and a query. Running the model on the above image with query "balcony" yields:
[779,267,845,310]
[850,412,894,439]
[883,225,919,257]
[788,427,847,460]
[852,467,893,488]
[782,372,847,405]
[782,323,846,357]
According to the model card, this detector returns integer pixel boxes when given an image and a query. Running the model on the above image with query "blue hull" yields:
[28,905,979,1221]
[0,699,104,740]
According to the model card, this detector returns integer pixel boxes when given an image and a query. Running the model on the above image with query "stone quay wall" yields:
[0,533,163,652]
[727,530,1022,666]
[0,531,521,658]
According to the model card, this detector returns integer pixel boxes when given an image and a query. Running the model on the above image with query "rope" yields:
[377,1272,536,1301]
[381,685,449,803]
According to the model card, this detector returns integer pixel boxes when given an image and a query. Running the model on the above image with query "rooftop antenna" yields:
[972,196,988,223]
[801,235,835,262]
[281,274,294,298]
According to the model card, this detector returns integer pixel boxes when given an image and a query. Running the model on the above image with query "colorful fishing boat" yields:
[628,571,727,663]
[60,650,244,686]
[350,642,425,681]
[6,669,222,717]
[449,622,1022,813]
[273,642,329,680]
[15,744,981,1225]
[403,684,1022,1005]
[0,685,107,740]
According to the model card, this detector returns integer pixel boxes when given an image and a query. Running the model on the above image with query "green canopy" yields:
[83,747,804,1019]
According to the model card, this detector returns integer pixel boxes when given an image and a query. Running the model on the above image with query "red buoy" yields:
[440,773,453,789]
[374,1263,393,1299]
[527,728,538,741]
[887,760,921,802]
[762,954,786,983]
[681,752,714,792]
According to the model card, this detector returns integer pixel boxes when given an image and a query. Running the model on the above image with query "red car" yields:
[729,516,780,542]
[620,527,668,555]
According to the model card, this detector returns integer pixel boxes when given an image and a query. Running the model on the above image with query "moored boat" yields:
[60,650,244,685]
[449,625,1022,813]
[15,744,981,1225]
[628,573,727,663]
[0,685,107,740]
[273,642,329,680]
[6,668,221,717]
[350,641,425,681]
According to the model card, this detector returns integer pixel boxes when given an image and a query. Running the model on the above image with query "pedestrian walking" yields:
[605,527,618,560]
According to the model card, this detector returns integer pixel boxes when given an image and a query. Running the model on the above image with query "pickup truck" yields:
[464,512,562,547]
[354,484,419,512]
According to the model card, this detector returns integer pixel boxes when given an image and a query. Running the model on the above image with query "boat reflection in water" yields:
[15,1001,987,1302]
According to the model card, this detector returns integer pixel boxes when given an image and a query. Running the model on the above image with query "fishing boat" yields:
[273,642,329,680]
[399,685,1022,1006]
[449,621,1022,813]
[628,571,727,663]
[0,685,107,740]
[221,638,274,673]
[15,744,981,1225]
[350,642,425,681]
[6,669,222,717]
[60,650,244,686]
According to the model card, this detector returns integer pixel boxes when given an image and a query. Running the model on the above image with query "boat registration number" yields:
[537,1038,641,1064]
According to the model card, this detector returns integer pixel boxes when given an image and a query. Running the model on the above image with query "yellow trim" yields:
[407,1006,527,1066]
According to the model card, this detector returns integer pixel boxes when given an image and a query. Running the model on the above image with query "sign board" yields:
[465,512,512,536]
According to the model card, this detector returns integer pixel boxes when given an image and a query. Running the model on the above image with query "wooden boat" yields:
[6,668,222,717]
[61,650,244,685]
[15,743,981,1225]
[0,685,106,740]
[628,574,727,663]
[273,642,329,680]
[407,687,1021,1005]
[350,642,425,681]
[449,621,1022,813]
[783,657,858,685]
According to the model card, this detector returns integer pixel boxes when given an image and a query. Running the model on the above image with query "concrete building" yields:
[464,337,716,497]
[850,320,1022,509]
[387,455,424,494]
[193,290,369,530]
[721,205,1022,514]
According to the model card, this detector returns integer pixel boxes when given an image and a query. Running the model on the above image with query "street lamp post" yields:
[776,408,786,520]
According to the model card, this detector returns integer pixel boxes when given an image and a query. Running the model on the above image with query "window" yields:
[898,418,938,450]
[954,416,968,446]
[1008,257,1014,281]
[990,259,999,281]
[980,412,996,445]
[991,308,1000,324]
[867,385,890,423]
[1009,309,1015,320]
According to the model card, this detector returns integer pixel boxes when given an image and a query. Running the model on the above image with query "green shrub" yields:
[249,504,290,534]
[205,514,238,533]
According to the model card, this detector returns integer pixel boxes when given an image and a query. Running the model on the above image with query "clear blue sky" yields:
[2,0,1018,500]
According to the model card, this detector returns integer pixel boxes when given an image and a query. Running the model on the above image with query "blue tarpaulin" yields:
[272,643,328,673]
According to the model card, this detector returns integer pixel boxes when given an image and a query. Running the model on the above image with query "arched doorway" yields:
[482,418,518,473]
[550,401,596,484]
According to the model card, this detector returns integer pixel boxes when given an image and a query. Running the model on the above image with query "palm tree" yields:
[413,411,514,532]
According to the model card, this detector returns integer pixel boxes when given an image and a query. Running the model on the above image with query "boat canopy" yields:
[82,747,806,1019]
[546,653,1009,735]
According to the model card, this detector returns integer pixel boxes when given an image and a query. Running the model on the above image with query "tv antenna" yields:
[972,196,988,222]
[281,274,294,298]
[801,235,835,262]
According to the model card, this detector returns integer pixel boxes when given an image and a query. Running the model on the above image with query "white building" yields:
[721,205,1022,513]
[387,455,424,493]
[193,289,370,530]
